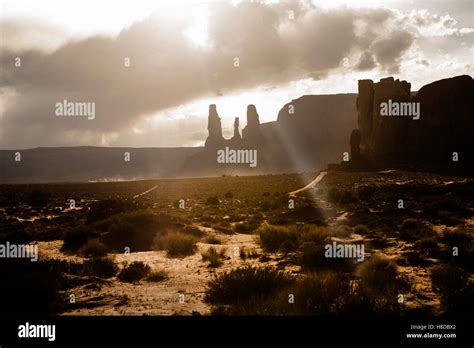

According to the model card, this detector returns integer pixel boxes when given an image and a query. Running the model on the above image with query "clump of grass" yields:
[283,272,358,315]
[440,229,470,247]
[201,247,227,268]
[431,264,468,302]
[328,188,357,205]
[260,200,272,211]
[356,256,408,313]
[414,237,438,250]
[400,218,417,234]
[257,225,299,252]
[205,196,219,205]
[399,218,435,240]
[234,221,260,234]
[205,267,294,312]
[82,257,118,278]
[146,270,168,282]
[118,261,151,283]
[279,239,297,254]
[332,225,352,238]
[257,224,332,255]
[153,231,198,257]
[224,191,233,199]
[61,226,97,252]
[202,235,222,244]
[357,185,376,201]
[239,246,259,260]
[353,225,369,235]
[79,238,108,257]
[97,210,173,252]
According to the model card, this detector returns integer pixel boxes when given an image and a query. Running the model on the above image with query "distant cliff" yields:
[353,75,474,172]
[182,94,358,176]
[0,147,201,183]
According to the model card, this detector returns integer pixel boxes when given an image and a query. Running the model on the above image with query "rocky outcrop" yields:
[242,104,264,148]
[204,104,225,150]
[350,129,361,160]
[355,75,474,171]
[228,117,243,148]
[184,94,358,175]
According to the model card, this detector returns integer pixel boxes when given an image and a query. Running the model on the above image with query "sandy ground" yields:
[39,227,298,316]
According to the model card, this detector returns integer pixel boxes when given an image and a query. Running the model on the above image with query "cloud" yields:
[0,1,469,148]
[355,51,377,71]
[371,30,414,73]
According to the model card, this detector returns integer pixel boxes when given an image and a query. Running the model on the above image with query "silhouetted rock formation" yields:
[358,76,412,162]
[204,104,225,150]
[242,104,264,148]
[354,75,474,172]
[183,94,358,176]
[350,129,361,160]
[229,117,243,148]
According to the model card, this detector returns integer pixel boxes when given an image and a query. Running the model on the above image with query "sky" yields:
[0,0,473,149]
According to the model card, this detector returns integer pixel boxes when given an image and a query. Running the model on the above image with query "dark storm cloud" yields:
[0,1,418,148]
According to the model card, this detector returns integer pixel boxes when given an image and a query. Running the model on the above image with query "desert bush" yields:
[86,198,140,224]
[260,200,272,211]
[431,264,468,301]
[118,261,151,283]
[268,215,291,225]
[82,257,118,278]
[239,246,259,260]
[440,229,471,247]
[283,272,359,315]
[298,241,325,269]
[201,247,227,268]
[234,221,260,234]
[332,225,352,238]
[399,218,435,240]
[79,238,108,257]
[299,225,332,245]
[257,224,331,254]
[414,237,438,251]
[400,218,417,234]
[353,225,370,235]
[356,256,407,313]
[61,226,97,252]
[357,185,376,201]
[328,188,357,205]
[98,210,162,252]
[279,239,298,253]
[257,225,299,252]
[146,270,168,282]
[153,231,198,257]
[202,235,221,244]
[205,267,293,308]
[205,196,219,205]
[0,258,63,315]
